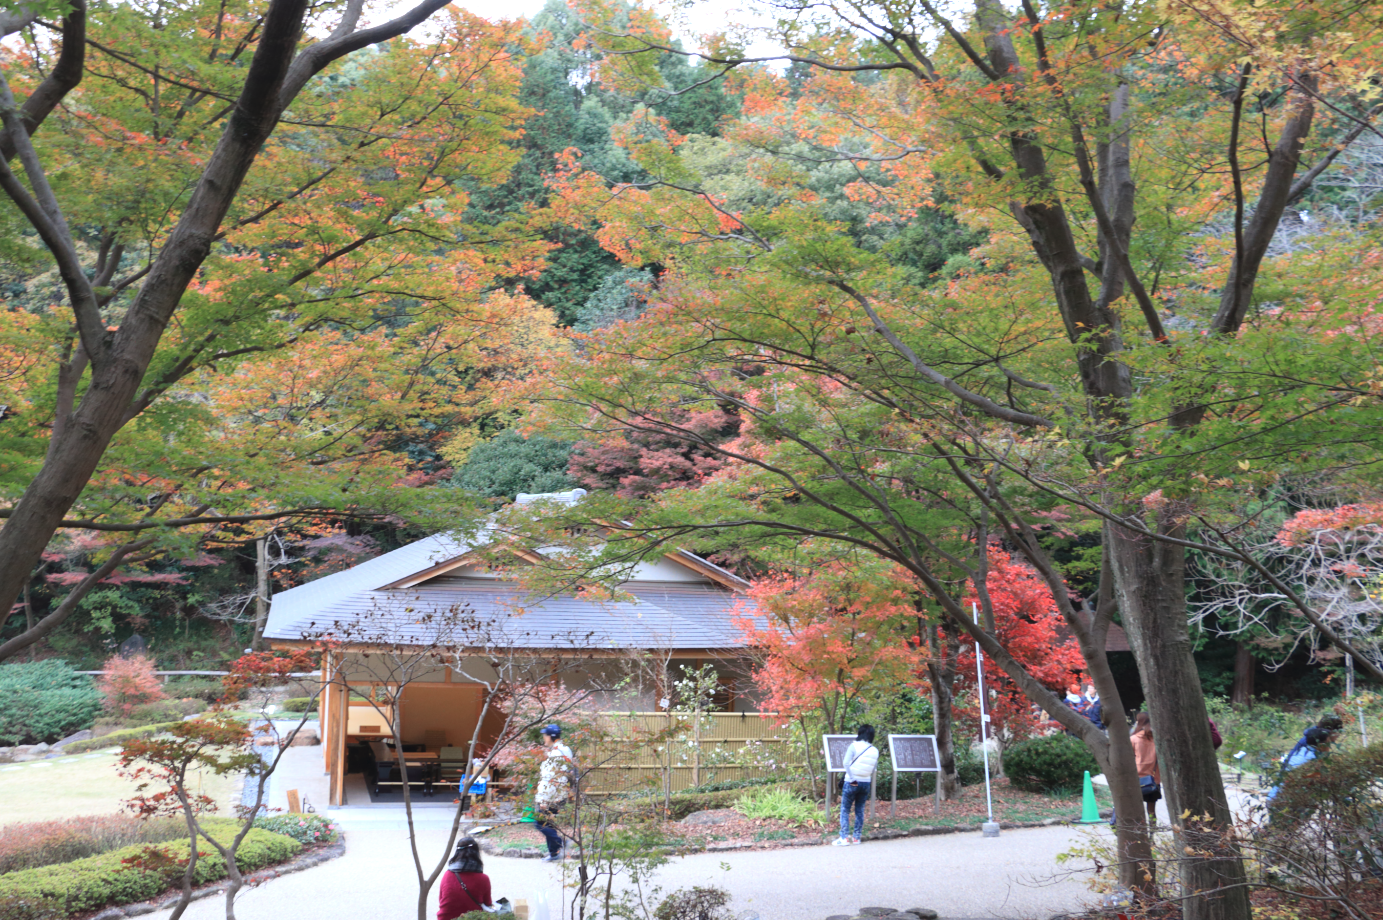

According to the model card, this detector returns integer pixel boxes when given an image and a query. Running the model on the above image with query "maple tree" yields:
[952,552,1087,742]
[519,0,1383,907]
[735,553,926,734]
[1193,502,1383,682]
[0,0,563,661]
[97,653,168,717]
[119,649,317,920]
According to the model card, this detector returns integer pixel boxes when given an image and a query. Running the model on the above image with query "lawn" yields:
[0,749,241,826]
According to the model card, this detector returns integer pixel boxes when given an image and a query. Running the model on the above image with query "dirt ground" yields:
[479,778,1110,853]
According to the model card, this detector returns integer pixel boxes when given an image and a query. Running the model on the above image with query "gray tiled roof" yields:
[264,534,757,651]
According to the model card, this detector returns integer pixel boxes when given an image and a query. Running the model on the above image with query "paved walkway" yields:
[144,746,1106,919]
[146,819,1101,920]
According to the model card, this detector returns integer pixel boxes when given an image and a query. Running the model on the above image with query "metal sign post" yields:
[974,603,999,837]
[886,734,942,816]
[822,734,877,824]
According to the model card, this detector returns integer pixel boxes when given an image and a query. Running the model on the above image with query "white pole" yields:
[974,603,999,836]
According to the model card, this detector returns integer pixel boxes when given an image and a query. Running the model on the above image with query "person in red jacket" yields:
[438,837,493,920]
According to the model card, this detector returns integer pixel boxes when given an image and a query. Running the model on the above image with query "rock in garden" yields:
[859,909,898,917]
[680,810,730,826]
[288,731,320,747]
[905,910,938,919]
[56,729,93,747]
[825,914,854,920]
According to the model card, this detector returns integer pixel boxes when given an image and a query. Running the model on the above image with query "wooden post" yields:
[287,789,302,814]
[692,707,701,788]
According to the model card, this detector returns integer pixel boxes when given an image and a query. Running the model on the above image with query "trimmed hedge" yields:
[0,660,102,745]
[1003,733,1100,792]
[64,722,182,754]
[627,781,816,819]
[278,697,318,713]
[0,815,186,874]
[0,819,300,915]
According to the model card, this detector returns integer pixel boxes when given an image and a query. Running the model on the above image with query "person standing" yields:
[437,837,493,920]
[1130,712,1160,826]
[533,724,574,862]
[834,725,879,846]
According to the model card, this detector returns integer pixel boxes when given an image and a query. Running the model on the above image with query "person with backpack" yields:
[533,723,575,862]
[834,725,879,846]
[1266,716,1343,805]
[1130,712,1161,826]
[438,837,493,919]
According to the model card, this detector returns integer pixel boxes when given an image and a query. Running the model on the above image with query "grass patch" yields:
[0,750,240,826]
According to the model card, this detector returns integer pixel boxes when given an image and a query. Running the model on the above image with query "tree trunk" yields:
[1230,642,1255,707]
[1107,519,1249,920]
[925,618,961,800]
[252,537,269,651]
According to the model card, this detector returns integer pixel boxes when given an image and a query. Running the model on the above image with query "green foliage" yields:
[654,886,734,920]
[451,429,575,501]
[115,699,203,727]
[732,787,823,826]
[573,266,655,332]
[161,678,226,705]
[277,697,318,714]
[250,814,337,847]
[0,816,186,874]
[1002,733,1100,793]
[882,211,987,286]
[0,821,299,915]
[0,660,102,744]
[64,722,182,755]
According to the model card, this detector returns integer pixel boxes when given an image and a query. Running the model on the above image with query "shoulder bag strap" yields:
[451,870,481,912]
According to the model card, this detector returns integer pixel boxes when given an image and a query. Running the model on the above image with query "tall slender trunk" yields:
[926,618,961,799]
[1107,519,1249,919]
[1230,643,1255,707]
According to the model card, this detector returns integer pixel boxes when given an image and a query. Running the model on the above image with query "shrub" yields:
[278,697,318,713]
[655,886,734,920]
[118,699,202,726]
[0,816,186,874]
[161,677,225,704]
[732,787,823,826]
[1002,733,1099,793]
[0,660,102,744]
[97,656,167,717]
[0,821,299,915]
[251,814,337,846]
[0,894,62,919]
[1258,742,1383,901]
[64,722,182,754]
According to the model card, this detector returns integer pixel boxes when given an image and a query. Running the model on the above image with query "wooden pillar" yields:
[330,679,349,807]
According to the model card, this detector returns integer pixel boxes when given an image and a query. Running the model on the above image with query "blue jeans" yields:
[535,806,563,855]
[839,780,870,839]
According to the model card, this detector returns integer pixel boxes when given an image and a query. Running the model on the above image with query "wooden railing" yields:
[578,711,808,796]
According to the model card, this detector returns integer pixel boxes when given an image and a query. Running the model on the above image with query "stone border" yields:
[81,835,347,920]
[480,811,1113,859]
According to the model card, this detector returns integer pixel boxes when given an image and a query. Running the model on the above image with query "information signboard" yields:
[887,734,942,815]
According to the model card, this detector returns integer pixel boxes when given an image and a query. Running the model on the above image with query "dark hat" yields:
[1304,726,1334,746]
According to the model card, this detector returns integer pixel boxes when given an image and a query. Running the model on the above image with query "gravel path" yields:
[142,818,1101,920]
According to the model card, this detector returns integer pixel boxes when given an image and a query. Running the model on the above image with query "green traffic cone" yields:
[1078,770,1101,824]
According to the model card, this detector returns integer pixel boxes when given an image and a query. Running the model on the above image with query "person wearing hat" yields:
[438,837,493,920]
[533,724,575,862]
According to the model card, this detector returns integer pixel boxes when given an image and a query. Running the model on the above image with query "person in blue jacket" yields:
[1265,716,1343,804]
